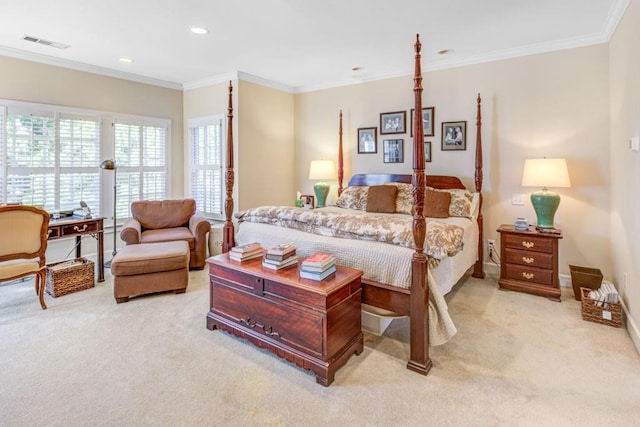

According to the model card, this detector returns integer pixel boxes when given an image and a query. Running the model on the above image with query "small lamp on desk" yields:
[521,158,571,229]
[100,159,118,267]
[308,160,335,208]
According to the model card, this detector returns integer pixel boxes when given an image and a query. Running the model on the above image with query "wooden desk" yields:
[48,217,105,282]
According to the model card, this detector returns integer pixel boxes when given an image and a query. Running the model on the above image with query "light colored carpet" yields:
[1,268,639,426]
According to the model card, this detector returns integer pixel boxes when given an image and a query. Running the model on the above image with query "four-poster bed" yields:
[218,34,484,376]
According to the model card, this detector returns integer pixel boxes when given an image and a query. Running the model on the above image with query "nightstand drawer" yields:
[503,234,553,253]
[504,264,553,286]
[504,248,553,269]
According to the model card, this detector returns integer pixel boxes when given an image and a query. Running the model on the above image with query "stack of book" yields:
[299,253,337,281]
[229,242,263,262]
[262,243,298,270]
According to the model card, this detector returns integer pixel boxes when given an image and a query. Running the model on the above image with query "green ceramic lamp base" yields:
[531,188,561,229]
[313,182,330,208]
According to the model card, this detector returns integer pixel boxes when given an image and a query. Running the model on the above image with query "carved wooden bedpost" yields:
[337,110,344,197]
[222,81,236,253]
[407,34,432,376]
[472,93,486,278]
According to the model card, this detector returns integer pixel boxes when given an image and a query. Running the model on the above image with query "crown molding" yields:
[0,45,182,90]
[181,71,239,91]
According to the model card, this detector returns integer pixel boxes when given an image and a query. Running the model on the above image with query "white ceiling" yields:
[0,0,629,93]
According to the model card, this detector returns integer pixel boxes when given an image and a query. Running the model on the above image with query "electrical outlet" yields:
[623,272,628,291]
[487,239,495,255]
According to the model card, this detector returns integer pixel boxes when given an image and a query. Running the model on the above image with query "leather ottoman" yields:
[111,241,190,303]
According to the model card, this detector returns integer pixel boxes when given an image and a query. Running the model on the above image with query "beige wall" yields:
[294,44,611,282]
[183,79,294,212]
[0,55,184,196]
[609,0,640,349]
[237,81,295,210]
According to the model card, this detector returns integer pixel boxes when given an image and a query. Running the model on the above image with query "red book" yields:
[301,253,336,269]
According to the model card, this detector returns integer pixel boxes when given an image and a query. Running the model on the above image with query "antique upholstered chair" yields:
[120,198,211,269]
[0,205,50,309]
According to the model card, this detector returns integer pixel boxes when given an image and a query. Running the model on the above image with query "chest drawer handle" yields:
[522,272,535,280]
[522,256,534,264]
[73,224,88,232]
[522,241,534,249]
[240,316,281,338]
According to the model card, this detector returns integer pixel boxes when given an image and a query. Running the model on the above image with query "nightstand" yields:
[497,224,562,301]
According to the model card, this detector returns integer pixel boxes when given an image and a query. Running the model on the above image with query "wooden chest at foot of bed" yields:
[206,253,363,386]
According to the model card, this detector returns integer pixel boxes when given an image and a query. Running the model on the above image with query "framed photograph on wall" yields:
[383,139,404,163]
[410,107,435,137]
[441,121,467,151]
[379,111,406,135]
[357,127,377,154]
[424,141,432,162]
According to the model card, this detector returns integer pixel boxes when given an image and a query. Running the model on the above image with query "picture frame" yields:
[424,141,432,162]
[300,194,315,209]
[441,121,467,151]
[357,127,377,154]
[410,107,435,137]
[379,111,406,135]
[383,139,404,163]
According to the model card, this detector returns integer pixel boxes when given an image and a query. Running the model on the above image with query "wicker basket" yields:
[45,258,95,297]
[580,287,622,328]
[570,265,603,301]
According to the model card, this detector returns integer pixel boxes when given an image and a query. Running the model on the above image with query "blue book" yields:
[299,265,337,281]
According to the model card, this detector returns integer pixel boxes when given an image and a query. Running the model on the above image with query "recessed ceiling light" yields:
[190,26,209,35]
[119,57,134,64]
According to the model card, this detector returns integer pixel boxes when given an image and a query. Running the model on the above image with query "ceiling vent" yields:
[23,34,70,49]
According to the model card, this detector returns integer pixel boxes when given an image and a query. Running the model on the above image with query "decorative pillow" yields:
[384,182,413,214]
[366,185,397,213]
[335,186,369,210]
[424,189,451,218]
[428,187,474,218]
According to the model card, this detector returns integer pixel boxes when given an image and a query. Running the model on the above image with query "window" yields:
[0,106,101,213]
[0,100,171,226]
[188,115,224,219]
[113,120,169,220]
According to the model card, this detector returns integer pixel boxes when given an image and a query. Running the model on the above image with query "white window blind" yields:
[0,107,100,213]
[1,100,171,224]
[114,121,168,221]
[188,116,224,219]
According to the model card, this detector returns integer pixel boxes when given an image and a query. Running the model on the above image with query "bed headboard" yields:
[348,173,466,190]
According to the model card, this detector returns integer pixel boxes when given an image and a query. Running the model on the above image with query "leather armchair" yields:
[120,199,211,269]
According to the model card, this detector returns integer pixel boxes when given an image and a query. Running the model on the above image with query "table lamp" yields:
[100,159,118,267]
[308,160,335,208]
[521,158,571,229]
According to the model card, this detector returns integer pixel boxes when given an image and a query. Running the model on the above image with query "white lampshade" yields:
[308,160,335,181]
[521,158,571,188]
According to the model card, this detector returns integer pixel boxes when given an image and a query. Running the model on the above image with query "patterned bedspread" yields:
[236,206,464,262]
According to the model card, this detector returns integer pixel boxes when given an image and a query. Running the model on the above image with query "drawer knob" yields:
[522,241,534,249]
[73,224,88,232]
[522,272,535,280]
[522,256,534,264]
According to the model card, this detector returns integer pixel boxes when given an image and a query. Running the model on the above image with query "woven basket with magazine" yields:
[580,287,622,328]
[45,257,95,297]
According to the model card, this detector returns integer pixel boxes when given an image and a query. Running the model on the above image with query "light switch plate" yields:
[512,193,525,205]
